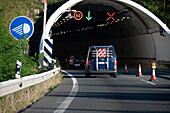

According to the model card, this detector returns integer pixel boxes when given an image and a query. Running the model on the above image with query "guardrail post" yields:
[10,93,14,106]
[43,81,46,91]
[15,60,22,79]
[52,59,57,69]
[24,87,29,98]
[35,84,39,95]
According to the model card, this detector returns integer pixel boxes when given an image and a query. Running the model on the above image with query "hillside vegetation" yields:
[0,0,65,28]
[133,0,170,28]
[0,0,63,82]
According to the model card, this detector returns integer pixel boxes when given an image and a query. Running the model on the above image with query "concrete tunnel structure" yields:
[39,0,170,68]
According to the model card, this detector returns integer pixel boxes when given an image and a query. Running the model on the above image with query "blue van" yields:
[85,45,117,77]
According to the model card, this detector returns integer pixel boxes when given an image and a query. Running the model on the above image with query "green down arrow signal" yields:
[86,11,92,21]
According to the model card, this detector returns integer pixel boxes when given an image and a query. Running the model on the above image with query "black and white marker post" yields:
[15,60,22,79]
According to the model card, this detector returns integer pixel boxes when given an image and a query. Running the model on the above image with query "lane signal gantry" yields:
[86,11,92,21]
[74,11,83,20]
[107,12,115,21]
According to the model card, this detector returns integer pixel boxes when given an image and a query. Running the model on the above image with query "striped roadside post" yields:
[41,0,53,67]
[15,60,22,79]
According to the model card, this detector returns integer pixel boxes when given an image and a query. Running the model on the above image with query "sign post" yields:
[40,0,47,67]
[42,0,47,51]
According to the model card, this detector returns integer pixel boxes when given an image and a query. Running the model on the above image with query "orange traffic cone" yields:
[123,64,128,74]
[136,64,142,77]
[150,68,157,81]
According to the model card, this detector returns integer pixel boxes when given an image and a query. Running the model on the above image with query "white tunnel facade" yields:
[40,0,170,66]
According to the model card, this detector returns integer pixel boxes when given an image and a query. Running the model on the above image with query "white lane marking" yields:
[141,79,156,85]
[54,70,78,113]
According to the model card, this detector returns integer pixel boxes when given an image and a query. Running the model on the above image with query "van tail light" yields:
[88,61,91,66]
[114,60,117,72]
[69,60,73,63]
[114,60,117,65]
[81,60,85,63]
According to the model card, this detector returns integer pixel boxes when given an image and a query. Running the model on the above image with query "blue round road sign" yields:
[9,16,34,40]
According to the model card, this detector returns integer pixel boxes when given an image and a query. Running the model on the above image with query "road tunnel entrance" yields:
[40,0,170,68]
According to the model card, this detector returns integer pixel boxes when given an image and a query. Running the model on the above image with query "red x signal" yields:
[107,12,115,21]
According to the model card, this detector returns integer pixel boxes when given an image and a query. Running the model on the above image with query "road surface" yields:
[20,69,170,113]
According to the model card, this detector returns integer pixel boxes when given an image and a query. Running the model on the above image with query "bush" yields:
[0,12,60,82]
[0,0,64,82]
[0,10,39,82]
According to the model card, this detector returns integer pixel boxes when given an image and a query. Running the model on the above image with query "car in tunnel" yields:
[68,55,85,69]
[85,45,117,77]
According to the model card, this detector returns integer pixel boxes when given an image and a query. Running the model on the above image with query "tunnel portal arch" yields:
[39,0,170,66]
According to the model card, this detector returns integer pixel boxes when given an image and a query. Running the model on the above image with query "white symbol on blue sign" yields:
[12,23,30,35]
[9,16,34,40]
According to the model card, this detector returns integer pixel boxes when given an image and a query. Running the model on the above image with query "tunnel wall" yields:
[152,32,170,62]
[110,34,156,59]
[53,34,157,67]
[53,31,170,69]
[54,34,156,58]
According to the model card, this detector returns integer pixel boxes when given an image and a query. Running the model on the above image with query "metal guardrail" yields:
[0,67,61,97]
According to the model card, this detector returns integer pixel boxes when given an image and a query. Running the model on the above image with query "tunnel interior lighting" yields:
[52,13,131,36]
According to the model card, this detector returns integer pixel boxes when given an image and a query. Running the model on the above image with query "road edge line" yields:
[54,70,78,113]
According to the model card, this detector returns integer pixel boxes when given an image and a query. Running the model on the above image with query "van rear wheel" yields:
[110,73,117,78]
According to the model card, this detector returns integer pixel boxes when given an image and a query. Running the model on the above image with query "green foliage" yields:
[0,0,62,82]
[48,86,57,92]
[55,57,60,67]
[0,0,65,28]
[0,14,39,81]
[0,18,59,81]
[133,0,170,28]
[0,13,20,81]
[0,19,59,81]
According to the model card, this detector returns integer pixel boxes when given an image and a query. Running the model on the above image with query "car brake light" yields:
[69,60,73,63]
[82,60,85,62]
[88,61,91,66]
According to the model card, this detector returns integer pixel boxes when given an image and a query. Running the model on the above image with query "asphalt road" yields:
[20,69,170,113]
